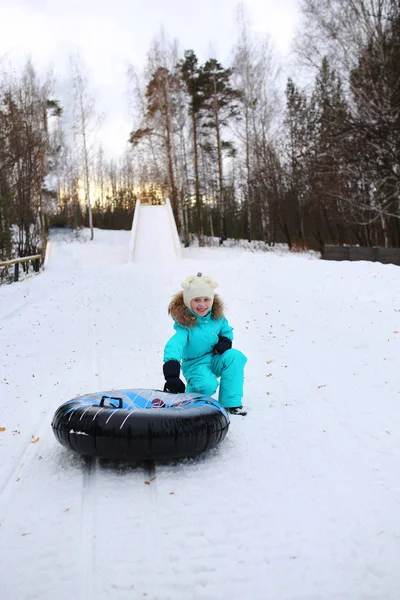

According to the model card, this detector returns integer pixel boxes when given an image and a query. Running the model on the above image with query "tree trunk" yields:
[192,112,203,240]
[380,213,389,248]
[245,104,252,242]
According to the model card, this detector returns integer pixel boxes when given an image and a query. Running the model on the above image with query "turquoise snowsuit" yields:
[163,293,247,408]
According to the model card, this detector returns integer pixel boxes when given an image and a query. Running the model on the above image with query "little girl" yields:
[163,273,247,415]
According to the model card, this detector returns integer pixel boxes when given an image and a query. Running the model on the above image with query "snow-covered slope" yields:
[131,202,181,262]
[0,228,400,600]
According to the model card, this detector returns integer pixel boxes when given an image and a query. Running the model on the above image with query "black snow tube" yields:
[51,388,230,460]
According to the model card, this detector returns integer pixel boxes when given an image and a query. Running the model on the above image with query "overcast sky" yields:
[0,0,301,159]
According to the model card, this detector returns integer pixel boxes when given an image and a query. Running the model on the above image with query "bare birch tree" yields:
[233,2,280,242]
[71,53,101,241]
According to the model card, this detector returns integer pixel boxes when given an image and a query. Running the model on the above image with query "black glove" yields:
[214,335,232,355]
[163,360,185,393]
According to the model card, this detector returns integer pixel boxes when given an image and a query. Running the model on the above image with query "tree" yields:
[71,54,100,241]
[295,0,398,74]
[349,11,400,245]
[294,0,400,246]
[131,66,180,219]
[284,78,312,243]
[178,50,205,238]
[1,61,57,257]
[233,3,280,243]
[200,58,241,239]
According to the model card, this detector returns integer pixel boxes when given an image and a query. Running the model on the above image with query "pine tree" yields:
[131,66,180,222]
[178,50,205,238]
[309,57,350,246]
[284,78,311,243]
[350,11,400,246]
[200,59,241,239]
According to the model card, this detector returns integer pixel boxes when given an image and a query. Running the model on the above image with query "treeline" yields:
[1,0,399,262]
[0,63,61,259]
[290,0,400,249]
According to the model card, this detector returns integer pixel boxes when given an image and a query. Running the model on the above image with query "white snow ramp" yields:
[129,199,181,262]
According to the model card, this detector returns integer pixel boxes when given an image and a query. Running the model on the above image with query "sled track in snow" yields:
[145,460,156,485]
[81,456,97,600]
[72,311,161,597]
[0,410,55,508]
[76,440,159,598]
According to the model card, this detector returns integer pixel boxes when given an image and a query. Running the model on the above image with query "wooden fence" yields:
[0,254,42,283]
[322,246,400,266]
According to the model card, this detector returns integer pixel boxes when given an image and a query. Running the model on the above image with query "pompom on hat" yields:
[181,272,218,308]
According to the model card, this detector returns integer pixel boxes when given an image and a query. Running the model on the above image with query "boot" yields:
[226,406,247,416]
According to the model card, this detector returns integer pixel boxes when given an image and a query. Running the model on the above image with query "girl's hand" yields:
[163,360,186,393]
[213,335,232,355]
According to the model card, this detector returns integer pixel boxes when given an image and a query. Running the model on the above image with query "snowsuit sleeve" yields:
[163,323,189,363]
[219,317,234,341]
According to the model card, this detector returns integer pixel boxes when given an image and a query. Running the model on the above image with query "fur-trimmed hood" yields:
[168,292,225,327]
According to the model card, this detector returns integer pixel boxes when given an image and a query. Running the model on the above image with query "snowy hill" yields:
[0,228,400,600]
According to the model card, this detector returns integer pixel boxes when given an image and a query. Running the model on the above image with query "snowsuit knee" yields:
[183,349,247,408]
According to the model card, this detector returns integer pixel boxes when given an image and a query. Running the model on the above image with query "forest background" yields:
[1,0,400,262]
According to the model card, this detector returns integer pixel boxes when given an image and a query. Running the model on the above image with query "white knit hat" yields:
[181,272,218,308]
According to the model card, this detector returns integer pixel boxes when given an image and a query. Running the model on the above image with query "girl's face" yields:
[190,297,212,316]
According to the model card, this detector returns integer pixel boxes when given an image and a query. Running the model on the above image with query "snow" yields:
[1,223,400,600]
[132,204,179,262]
